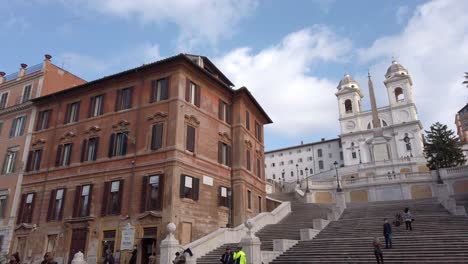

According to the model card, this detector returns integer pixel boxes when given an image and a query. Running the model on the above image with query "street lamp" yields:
[433,152,444,184]
[305,167,310,193]
[296,164,300,185]
[333,161,342,192]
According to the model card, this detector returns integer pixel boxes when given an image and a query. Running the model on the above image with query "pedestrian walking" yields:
[103,249,114,264]
[373,237,384,264]
[233,247,246,264]
[404,208,413,231]
[383,218,392,249]
[41,252,58,264]
[173,252,186,264]
[220,246,234,264]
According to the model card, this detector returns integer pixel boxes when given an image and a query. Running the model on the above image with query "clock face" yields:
[346,121,355,130]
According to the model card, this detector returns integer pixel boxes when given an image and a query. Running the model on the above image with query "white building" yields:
[265,138,344,183]
[336,60,427,177]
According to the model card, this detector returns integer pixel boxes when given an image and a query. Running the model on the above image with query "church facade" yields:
[336,60,428,177]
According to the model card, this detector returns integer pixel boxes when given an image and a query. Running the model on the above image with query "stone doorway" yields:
[68,228,87,264]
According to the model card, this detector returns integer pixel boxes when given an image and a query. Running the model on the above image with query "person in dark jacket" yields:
[129,246,137,264]
[103,249,115,264]
[220,246,234,264]
[383,218,392,249]
[41,252,58,264]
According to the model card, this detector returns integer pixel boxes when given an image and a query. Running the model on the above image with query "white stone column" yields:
[240,219,262,264]
[160,223,181,264]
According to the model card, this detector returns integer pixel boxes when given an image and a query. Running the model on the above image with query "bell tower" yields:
[384,60,414,106]
[335,74,363,118]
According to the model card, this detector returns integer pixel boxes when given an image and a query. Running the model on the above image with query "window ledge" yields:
[181,197,196,204]
[64,216,95,223]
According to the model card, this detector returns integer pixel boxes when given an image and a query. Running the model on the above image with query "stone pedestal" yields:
[305,192,314,203]
[335,192,347,210]
[160,223,181,264]
[240,219,262,264]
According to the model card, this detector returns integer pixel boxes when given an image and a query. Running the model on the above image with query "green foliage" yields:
[424,122,466,169]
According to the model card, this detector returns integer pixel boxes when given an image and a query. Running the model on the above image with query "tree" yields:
[464,72,468,88]
[424,122,466,169]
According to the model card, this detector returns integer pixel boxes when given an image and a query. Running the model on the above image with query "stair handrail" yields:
[183,201,291,260]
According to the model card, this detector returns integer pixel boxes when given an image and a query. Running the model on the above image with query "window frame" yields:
[0,195,7,219]
[151,123,164,151]
[141,175,164,212]
[0,92,8,110]
[21,84,32,103]
[88,94,105,118]
[218,186,229,208]
[64,101,80,124]
[26,149,43,172]
[186,125,196,153]
[81,137,99,162]
[115,87,133,111]
[47,188,66,222]
[180,175,199,201]
[185,79,200,107]
[9,115,26,138]
[247,190,252,210]
[35,109,51,131]
[150,78,169,103]
[2,149,17,175]
[108,132,128,158]
[101,180,123,216]
[73,184,93,218]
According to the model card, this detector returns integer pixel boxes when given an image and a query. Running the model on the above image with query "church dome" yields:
[385,60,408,79]
[337,74,359,90]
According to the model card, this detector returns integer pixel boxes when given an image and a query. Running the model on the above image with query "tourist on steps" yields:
[233,247,247,264]
[373,237,384,264]
[404,208,413,231]
[383,218,393,249]
[220,246,235,264]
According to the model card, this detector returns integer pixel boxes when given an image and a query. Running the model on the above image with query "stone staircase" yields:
[196,192,331,263]
[272,198,468,263]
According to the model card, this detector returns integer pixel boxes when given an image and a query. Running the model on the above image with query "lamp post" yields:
[358,148,362,164]
[305,167,310,193]
[433,152,444,184]
[281,169,285,191]
[333,161,342,192]
[296,164,300,185]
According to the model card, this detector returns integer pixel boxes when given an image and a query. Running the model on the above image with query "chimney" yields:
[43,54,52,71]
[321,138,325,141]
[0,72,5,84]
[18,63,27,78]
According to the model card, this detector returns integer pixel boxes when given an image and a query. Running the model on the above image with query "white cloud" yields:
[358,0,468,131]
[75,0,257,50]
[216,26,352,137]
[59,43,161,80]
[396,5,409,24]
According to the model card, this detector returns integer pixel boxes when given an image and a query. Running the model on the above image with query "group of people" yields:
[373,207,414,264]
[220,246,246,264]
[8,252,58,264]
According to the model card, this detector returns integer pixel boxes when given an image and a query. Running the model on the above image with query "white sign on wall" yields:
[203,176,213,186]
[120,223,135,251]
[185,177,193,188]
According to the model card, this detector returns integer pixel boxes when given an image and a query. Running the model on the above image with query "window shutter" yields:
[100,94,105,115]
[193,178,200,201]
[227,145,232,167]
[151,125,157,150]
[94,137,100,161]
[55,145,62,167]
[87,184,93,216]
[29,192,36,223]
[64,104,71,124]
[9,119,17,137]
[44,111,51,129]
[218,186,222,206]
[117,180,124,214]
[17,194,26,224]
[246,150,251,170]
[218,100,223,120]
[162,77,169,100]
[158,174,164,210]
[35,150,42,171]
[122,134,128,155]
[186,126,195,152]
[195,85,201,107]
[185,79,190,102]
[140,176,148,213]
[73,186,82,217]
[0,195,6,218]
[36,111,43,131]
[2,154,8,175]
[108,133,115,158]
[67,144,73,166]
[218,141,223,164]
[227,104,232,124]
[155,123,163,150]
[101,182,110,216]
[115,90,121,111]
[127,87,134,108]
[47,189,56,221]
[74,102,80,122]
[26,151,33,172]
[180,175,185,198]
[150,80,156,103]
[58,189,66,220]
[81,139,88,162]
[18,117,26,136]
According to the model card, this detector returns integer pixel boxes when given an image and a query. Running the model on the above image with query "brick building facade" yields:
[13,54,271,264]
[0,55,85,258]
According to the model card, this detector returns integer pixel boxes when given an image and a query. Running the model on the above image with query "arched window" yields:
[395,87,405,102]
[367,119,389,129]
[344,99,353,113]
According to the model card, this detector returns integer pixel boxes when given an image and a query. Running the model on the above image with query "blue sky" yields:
[1,0,467,151]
